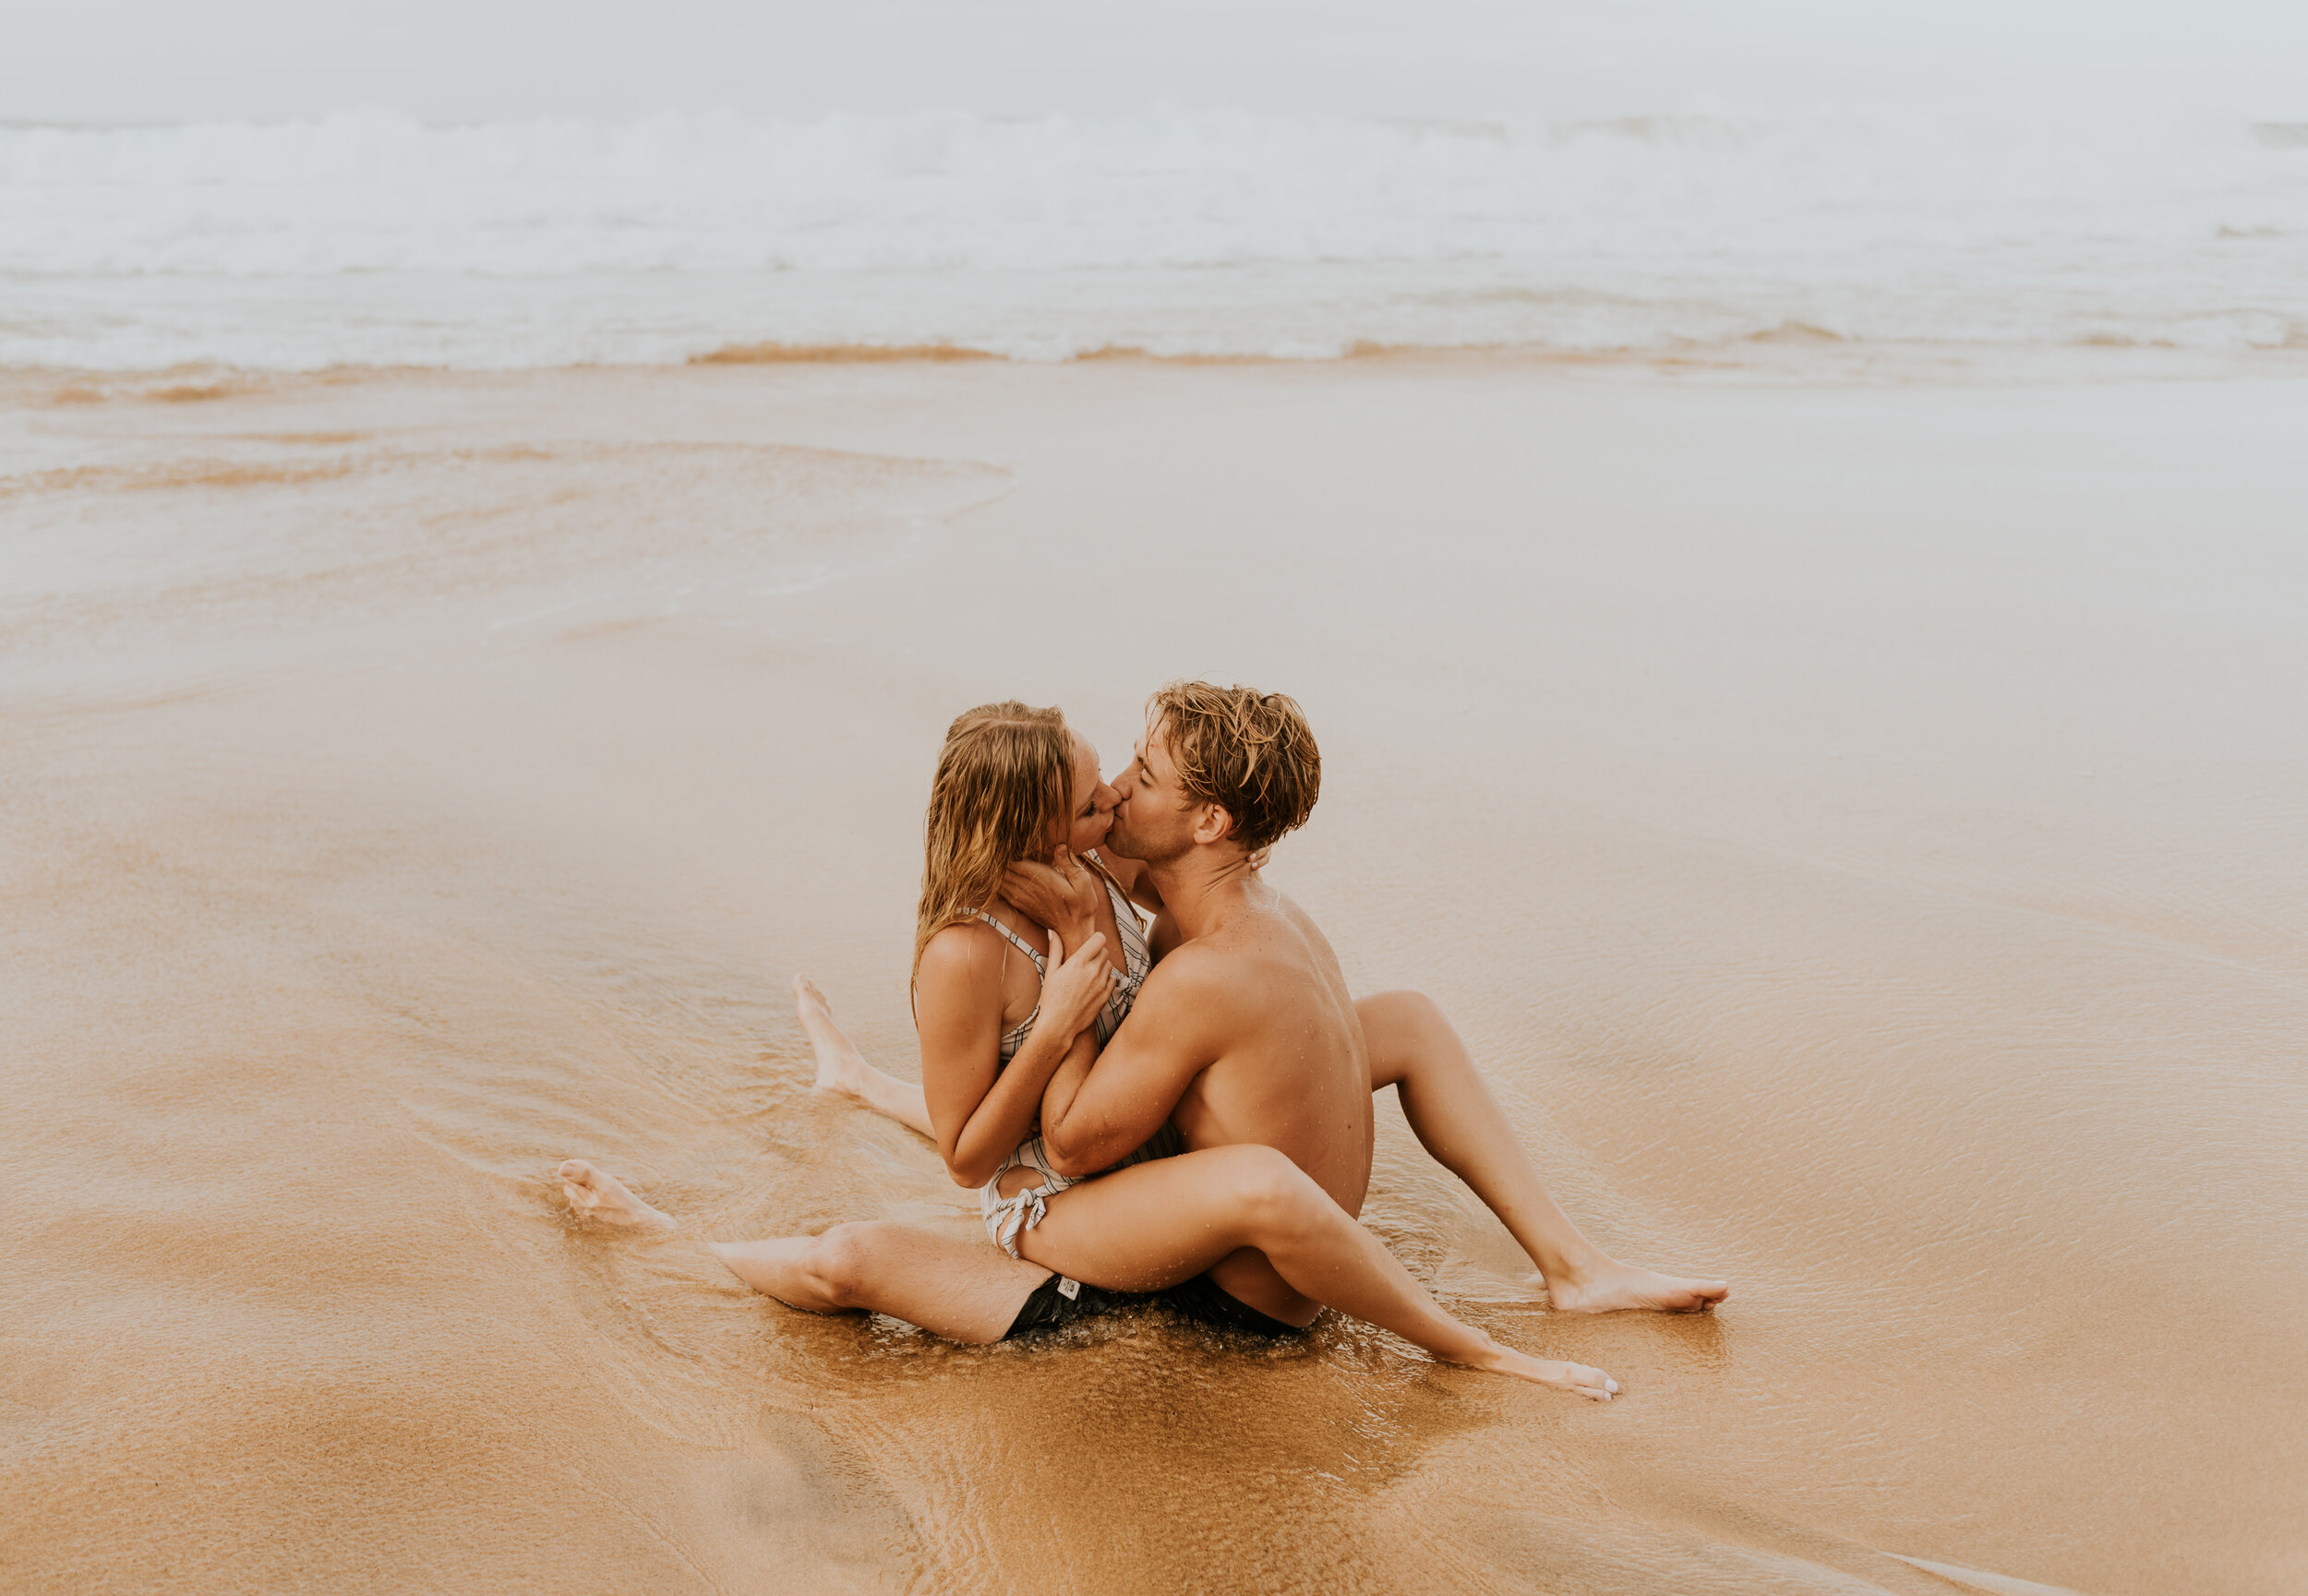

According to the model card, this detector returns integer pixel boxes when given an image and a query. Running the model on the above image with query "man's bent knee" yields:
[800,1223,884,1308]
[1226,1147,1331,1236]
[1359,990,1454,1086]
[1382,989,1451,1039]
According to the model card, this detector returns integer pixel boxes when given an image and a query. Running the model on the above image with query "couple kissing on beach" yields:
[560,681,1726,1398]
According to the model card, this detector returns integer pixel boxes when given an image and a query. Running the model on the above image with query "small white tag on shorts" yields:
[1057,1276,1080,1300]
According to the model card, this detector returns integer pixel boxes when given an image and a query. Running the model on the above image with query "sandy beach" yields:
[3,356,2304,1594]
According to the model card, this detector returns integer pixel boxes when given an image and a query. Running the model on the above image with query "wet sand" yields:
[2,358,2303,1595]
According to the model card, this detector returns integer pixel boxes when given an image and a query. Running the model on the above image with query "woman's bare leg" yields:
[1357,990,1728,1314]
[795,976,935,1138]
[710,1224,1050,1344]
[1018,1145,1617,1398]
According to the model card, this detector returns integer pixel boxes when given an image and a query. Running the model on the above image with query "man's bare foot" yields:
[559,1159,679,1233]
[1545,1258,1729,1314]
[1473,1340,1619,1400]
[797,976,878,1102]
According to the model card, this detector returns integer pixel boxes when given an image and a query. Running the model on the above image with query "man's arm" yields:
[1037,949,1228,1178]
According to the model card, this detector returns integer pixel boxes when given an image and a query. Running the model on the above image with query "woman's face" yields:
[1063,731,1120,855]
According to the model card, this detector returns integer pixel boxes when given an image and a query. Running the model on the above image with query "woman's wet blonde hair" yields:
[912,700,1075,989]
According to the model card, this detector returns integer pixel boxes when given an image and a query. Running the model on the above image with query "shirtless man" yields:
[563,682,1726,1351]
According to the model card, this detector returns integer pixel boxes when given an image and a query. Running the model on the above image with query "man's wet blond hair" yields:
[913,700,1073,988]
[1148,680,1320,854]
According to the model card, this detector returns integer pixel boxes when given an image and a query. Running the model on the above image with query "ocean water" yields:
[6,105,2307,369]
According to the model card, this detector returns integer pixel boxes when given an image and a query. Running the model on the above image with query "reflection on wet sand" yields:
[1,360,2302,1594]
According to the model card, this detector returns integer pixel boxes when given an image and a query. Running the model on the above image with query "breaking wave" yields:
[4,105,2304,367]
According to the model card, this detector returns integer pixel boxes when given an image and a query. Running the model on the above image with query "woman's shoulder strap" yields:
[964,907,1047,972]
[1080,850,1148,934]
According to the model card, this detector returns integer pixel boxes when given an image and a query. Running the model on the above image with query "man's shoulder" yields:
[1132,936,1256,1012]
[1110,943,1259,1074]
[1138,935,1232,988]
[1211,894,1343,1003]
[1137,930,1285,1019]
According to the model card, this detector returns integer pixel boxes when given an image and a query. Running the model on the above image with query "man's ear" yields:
[1191,804,1235,846]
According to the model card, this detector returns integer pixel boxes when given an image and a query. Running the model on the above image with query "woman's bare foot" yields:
[1472,1339,1619,1400]
[797,976,877,1101]
[559,1159,679,1233]
[1544,1257,1728,1314]
[790,976,939,1137]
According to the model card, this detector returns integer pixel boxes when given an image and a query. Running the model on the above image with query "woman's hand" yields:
[1037,928,1118,1040]
[1003,847,1102,947]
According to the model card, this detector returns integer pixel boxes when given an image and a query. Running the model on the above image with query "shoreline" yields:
[12,334,2308,401]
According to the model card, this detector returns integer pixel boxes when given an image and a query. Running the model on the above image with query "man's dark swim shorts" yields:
[1003,1271,1303,1339]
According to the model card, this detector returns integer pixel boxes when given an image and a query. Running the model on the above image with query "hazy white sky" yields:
[10,0,2305,125]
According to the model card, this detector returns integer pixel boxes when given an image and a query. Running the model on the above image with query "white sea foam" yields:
[4,106,2304,368]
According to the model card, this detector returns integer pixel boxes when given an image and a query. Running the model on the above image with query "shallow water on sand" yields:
[2,361,2302,1594]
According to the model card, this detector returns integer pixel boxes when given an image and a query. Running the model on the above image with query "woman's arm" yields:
[915,924,1117,1188]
